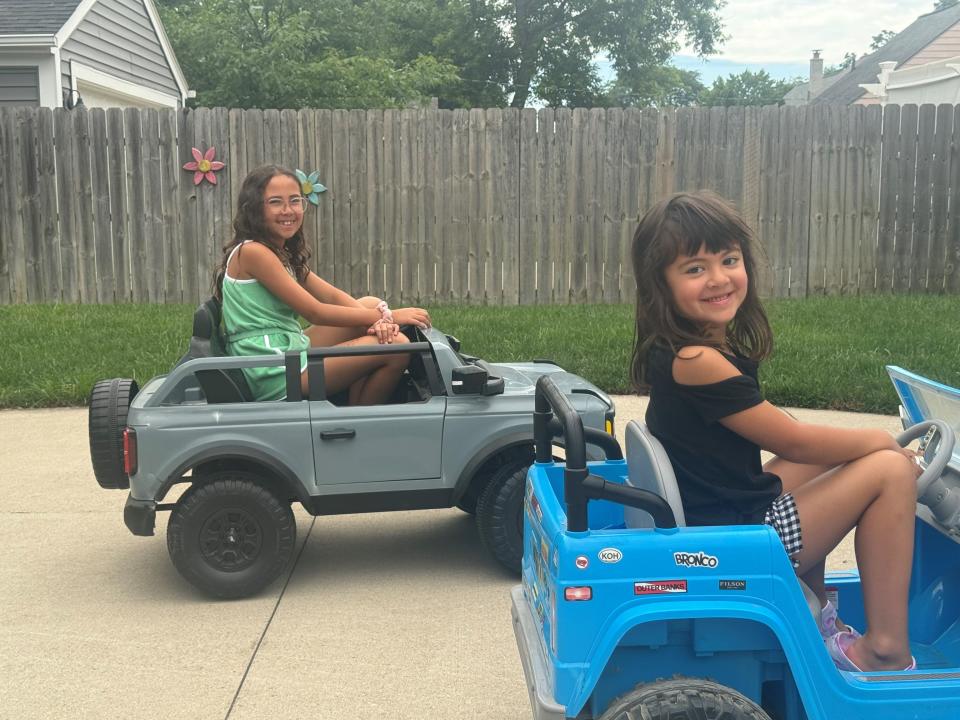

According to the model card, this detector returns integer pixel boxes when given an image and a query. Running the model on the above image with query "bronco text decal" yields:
[674,551,719,568]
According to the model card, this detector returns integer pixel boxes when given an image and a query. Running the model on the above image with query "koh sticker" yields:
[674,551,718,568]
[598,548,623,564]
[575,555,589,569]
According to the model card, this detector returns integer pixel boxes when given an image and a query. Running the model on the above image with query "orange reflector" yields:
[564,586,592,601]
[122,427,138,476]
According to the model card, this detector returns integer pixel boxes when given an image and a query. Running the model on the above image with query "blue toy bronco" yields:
[511,368,960,720]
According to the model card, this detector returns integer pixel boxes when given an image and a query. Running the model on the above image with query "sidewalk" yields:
[0,401,902,719]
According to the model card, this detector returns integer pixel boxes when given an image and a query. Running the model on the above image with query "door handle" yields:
[320,428,356,440]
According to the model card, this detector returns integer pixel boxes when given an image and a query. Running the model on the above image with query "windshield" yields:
[889,368,960,469]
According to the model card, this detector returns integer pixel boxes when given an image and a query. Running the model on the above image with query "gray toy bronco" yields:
[88,298,615,599]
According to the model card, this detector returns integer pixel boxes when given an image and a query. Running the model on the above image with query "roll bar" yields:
[534,375,677,532]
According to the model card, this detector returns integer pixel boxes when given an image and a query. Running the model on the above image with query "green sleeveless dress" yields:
[221,242,310,401]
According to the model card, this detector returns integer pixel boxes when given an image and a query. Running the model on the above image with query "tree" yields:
[157,0,724,109]
[601,66,706,108]
[156,0,458,109]
[503,0,724,107]
[825,52,857,77]
[698,70,799,107]
[870,30,896,50]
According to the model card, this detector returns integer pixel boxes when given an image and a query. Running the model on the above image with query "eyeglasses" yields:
[265,196,307,211]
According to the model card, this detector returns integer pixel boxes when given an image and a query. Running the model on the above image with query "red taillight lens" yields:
[564,586,592,601]
[122,427,138,476]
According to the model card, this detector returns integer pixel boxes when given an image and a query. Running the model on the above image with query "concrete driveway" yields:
[0,399,902,719]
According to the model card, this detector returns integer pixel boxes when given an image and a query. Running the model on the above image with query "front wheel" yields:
[476,461,529,573]
[167,473,296,599]
[599,679,771,720]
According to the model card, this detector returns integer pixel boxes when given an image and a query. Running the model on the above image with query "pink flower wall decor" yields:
[183,147,225,185]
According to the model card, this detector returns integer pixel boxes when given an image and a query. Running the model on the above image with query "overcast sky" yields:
[671,0,944,82]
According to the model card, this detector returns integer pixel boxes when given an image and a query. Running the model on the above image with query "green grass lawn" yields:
[1,296,957,412]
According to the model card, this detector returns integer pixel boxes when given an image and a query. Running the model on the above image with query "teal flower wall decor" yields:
[295,169,327,205]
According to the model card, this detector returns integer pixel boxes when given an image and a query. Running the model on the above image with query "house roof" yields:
[782,68,848,103]
[812,3,960,105]
[0,0,84,35]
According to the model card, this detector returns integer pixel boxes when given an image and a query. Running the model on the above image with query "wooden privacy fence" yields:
[1,104,959,305]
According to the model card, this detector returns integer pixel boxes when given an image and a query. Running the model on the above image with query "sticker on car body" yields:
[598,548,622,564]
[674,551,718,568]
[635,580,687,595]
[719,579,746,591]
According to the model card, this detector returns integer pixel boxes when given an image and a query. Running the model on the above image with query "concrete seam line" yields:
[224,516,317,720]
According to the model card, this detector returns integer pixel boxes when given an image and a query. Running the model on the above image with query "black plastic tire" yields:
[476,460,530,573]
[599,679,772,720]
[167,473,296,599]
[88,378,139,490]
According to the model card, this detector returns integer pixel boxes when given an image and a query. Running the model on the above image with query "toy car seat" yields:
[623,420,686,528]
[175,297,253,403]
[622,420,821,620]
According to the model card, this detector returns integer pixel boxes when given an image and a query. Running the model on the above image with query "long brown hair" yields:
[213,165,311,298]
[629,190,773,391]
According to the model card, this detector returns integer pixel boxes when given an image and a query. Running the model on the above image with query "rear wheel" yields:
[88,378,139,489]
[476,460,530,573]
[599,679,771,720]
[167,472,296,599]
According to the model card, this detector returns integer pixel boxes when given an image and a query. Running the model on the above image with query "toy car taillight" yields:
[564,586,592,601]
[122,427,138,476]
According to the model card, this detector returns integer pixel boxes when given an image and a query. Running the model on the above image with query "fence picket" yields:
[55,108,80,302]
[858,106,883,294]
[140,109,163,303]
[603,107,623,303]
[37,108,59,302]
[17,107,42,302]
[877,105,900,292]
[89,109,115,302]
[912,105,936,291]
[158,109,181,302]
[894,104,919,292]
[929,105,953,292]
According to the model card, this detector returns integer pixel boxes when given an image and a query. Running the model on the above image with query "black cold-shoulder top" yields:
[644,344,782,525]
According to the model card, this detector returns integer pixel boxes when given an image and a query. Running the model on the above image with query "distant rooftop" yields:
[0,0,83,35]
[812,3,960,105]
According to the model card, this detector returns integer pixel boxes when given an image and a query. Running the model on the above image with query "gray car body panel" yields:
[123,327,613,515]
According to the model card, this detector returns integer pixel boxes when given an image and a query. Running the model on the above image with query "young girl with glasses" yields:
[215,165,431,404]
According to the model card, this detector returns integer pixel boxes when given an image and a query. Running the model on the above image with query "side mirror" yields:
[452,365,505,396]
[452,365,487,394]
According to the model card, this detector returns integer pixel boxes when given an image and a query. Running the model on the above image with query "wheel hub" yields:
[199,508,262,572]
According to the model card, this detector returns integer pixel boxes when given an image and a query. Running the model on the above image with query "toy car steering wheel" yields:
[895,420,956,501]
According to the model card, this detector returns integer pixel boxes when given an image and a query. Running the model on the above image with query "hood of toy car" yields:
[487,362,612,407]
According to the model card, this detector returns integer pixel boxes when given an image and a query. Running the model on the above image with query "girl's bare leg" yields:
[305,296,382,347]
[765,458,837,608]
[788,450,918,670]
[300,332,410,405]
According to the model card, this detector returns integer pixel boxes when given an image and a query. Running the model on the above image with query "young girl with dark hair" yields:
[630,190,921,672]
[215,165,431,404]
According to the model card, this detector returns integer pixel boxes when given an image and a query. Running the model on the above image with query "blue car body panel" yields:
[512,368,960,720]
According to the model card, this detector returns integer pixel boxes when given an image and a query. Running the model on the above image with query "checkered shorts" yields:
[763,492,803,563]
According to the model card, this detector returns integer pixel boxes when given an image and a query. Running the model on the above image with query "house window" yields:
[0,66,40,107]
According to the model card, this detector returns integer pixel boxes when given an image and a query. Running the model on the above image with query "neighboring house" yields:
[0,0,189,110]
[783,3,960,106]
[783,50,851,106]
